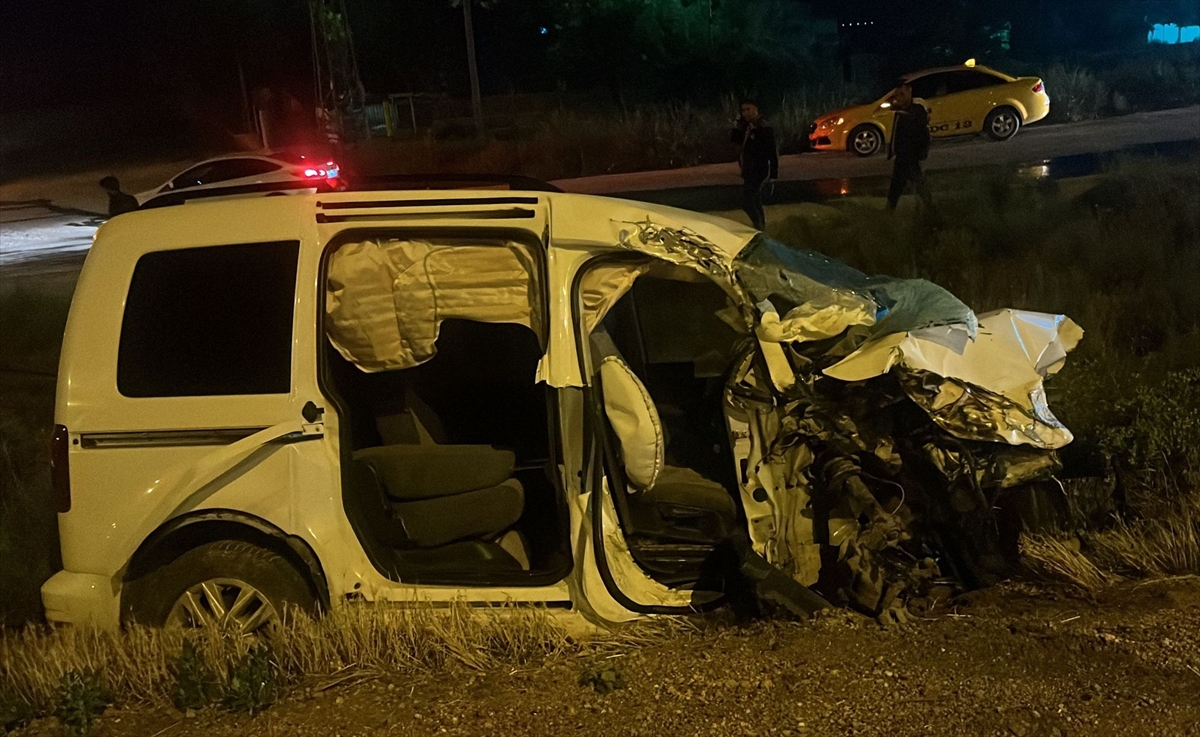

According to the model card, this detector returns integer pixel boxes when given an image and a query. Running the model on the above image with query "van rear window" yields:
[118,241,299,397]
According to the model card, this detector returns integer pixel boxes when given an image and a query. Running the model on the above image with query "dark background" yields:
[4,1,1197,112]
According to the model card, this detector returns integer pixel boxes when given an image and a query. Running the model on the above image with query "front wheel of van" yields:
[122,540,318,633]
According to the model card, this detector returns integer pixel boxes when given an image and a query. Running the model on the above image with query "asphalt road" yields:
[553,105,1200,195]
[0,107,1196,272]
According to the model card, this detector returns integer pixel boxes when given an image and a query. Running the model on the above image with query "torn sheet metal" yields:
[326,238,541,372]
[733,236,977,352]
[825,310,1083,448]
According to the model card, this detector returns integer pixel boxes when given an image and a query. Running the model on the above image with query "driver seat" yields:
[595,342,739,546]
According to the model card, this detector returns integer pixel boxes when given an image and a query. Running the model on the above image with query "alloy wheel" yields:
[853,128,881,156]
[990,111,1019,139]
[167,578,278,634]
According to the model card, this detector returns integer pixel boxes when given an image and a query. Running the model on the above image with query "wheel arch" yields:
[993,100,1028,121]
[122,510,331,611]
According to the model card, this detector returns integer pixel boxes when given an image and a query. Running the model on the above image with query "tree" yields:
[451,0,496,132]
[543,0,833,99]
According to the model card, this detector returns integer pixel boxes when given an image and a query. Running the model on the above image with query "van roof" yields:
[101,189,759,262]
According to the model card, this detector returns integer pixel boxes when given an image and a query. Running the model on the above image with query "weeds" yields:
[54,670,110,737]
[221,645,280,714]
[354,85,867,181]
[1043,65,1109,123]
[578,660,626,694]
[170,638,217,711]
[1,688,36,733]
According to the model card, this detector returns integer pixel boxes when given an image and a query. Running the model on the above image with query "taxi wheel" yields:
[984,107,1021,141]
[849,125,883,157]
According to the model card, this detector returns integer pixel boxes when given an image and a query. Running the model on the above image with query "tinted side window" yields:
[170,159,279,188]
[947,70,1007,94]
[908,73,953,99]
[118,241,300,397]
[219,159,282,180]
[171,165,212,189]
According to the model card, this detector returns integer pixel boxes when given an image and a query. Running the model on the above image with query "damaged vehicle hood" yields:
[732,236,1082,449]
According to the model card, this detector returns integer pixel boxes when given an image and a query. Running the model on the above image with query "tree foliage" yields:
[543,0,834,99]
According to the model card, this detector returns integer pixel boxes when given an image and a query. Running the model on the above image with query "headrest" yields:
[599,355,664,491]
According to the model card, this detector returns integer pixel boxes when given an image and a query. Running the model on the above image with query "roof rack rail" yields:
[138,173,561,210]
[351,174,562,193]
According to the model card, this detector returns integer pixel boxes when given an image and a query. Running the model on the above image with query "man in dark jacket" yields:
[730,100,778,230]
[100,176,139,217]
[886,83,933,212]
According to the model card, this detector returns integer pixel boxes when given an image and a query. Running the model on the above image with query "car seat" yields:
[593,333,739,546]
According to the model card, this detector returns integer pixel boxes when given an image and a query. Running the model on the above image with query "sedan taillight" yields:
[1032,80,1045,93]
[51,424,71,513]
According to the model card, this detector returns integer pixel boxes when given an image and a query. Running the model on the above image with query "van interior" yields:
[321,235,569,586]
[587,259,751,589]
[325,319,571,585]
[322,237,750,593]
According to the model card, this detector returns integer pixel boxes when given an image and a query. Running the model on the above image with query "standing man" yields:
[886,83,933,213]
[730,100,778,231]
[99,176,139,217]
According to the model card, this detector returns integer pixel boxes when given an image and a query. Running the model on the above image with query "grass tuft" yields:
[1086,494,1200,578]
[1020,535,1116,595]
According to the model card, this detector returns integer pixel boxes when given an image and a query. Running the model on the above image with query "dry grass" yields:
[1086,495,1200,578]
[0,602,679,716]
[1020,535,1116,595]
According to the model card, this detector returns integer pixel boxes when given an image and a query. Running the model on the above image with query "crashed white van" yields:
[43,188,1081,631]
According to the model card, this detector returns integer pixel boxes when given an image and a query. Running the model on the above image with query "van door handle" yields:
[302,401,325,423]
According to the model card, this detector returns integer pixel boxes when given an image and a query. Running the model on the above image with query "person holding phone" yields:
[729,100,778,231]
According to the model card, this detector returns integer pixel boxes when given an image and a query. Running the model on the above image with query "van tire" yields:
[122,540,318,629]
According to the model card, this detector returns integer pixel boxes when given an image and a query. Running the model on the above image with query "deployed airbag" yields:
[326,238,541,371]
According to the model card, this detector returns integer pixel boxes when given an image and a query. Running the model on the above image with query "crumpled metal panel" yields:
[733,236,977,350]
[899,371,1073,449]
[826,309,1083,449]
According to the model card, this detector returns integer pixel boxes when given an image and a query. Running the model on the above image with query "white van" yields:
[43,188,1080,631]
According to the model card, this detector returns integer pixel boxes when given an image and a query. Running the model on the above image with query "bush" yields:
[1104,45,1200,112]
[1043,65,1109,123]
[1099,369,1200,501]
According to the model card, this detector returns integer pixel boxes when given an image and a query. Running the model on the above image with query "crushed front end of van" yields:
[607,221,1081,620]
[730,236,1080,619]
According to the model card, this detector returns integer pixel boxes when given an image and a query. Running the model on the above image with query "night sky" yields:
[2,0,1197,114]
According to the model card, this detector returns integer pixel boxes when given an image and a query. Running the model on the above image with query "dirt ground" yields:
[12,579,1200,737]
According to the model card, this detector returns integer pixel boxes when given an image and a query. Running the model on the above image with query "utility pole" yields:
[461,0,484,132]
[309,0,367,146]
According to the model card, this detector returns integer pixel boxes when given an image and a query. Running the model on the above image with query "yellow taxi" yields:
[809,61,1050,156]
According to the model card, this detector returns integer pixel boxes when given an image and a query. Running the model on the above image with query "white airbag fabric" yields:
[599,356,664,491]
[326,239,541,372]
